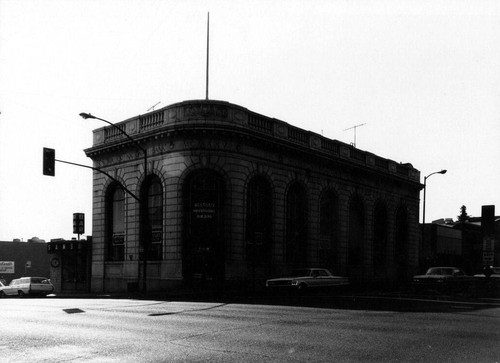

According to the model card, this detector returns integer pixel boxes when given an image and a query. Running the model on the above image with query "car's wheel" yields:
[0,291,5,298]
[297,283,308,294]
[18,291,25,298]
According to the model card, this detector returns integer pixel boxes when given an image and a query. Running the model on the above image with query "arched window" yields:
[319,191,338,269]
[395,205,409,279]
[348,195,364,266]
[142,176,163,261]
[373,203,388,270]
[246,176,272,263]
[107,185,125,261]
[286,182,307,266]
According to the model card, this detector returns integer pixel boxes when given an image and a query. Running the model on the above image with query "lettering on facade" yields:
[183,139,227,150]
[193,202,216,219]
[152,144,171,155]
[151,229,162,242]
[95,151,142,168]
[184,104,228,119]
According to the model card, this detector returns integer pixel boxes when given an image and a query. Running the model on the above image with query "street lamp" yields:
[80,112,148,292]
[422,169,447,228]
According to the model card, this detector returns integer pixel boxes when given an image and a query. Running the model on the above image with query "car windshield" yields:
[290,269,312,277]
[426,268,454,275]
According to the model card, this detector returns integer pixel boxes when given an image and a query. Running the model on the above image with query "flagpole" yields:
[206,12,210,100]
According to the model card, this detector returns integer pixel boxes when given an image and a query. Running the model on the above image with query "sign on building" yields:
[482,236,495,265]
[0,261,15,274]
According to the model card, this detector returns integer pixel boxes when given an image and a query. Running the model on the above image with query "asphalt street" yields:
[1,295,499,362]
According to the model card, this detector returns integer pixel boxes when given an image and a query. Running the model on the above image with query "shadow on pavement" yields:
[49,285,500,314]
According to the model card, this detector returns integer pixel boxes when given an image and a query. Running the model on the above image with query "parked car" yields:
[0,277,54,297]
[472,267,500,296]
[266,268,349,292]
[473,266,500,279]
[412,267,472,293]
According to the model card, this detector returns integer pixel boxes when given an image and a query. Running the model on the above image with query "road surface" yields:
[0,297,499,362]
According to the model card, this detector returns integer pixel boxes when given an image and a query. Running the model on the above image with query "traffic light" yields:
[73,213,85,235]
[43,148,55,176]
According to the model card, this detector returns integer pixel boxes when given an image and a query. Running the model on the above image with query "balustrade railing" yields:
[248,114,273,134]
[288,127,309,145]
[95,101,418,181]
[140,111,164,131]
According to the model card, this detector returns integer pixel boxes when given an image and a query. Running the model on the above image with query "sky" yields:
[0,0,499,241]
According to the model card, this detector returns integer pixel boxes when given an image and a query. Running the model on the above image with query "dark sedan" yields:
[266,268,349,293]
[413,267,473,294]
[474,266,500,279]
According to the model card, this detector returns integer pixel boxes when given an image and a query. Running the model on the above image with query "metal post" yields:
[142,151,148,292]
[80,113,148,292]
[421,169,447,264]
[206,12,210,100]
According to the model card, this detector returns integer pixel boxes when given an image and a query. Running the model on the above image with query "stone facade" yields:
[85,100,422,292]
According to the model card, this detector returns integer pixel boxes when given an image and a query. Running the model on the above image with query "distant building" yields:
[84,99,422,293]
[0,240,51,282]
[46,238,92,293]
[420,223,463,271]
[422,206,499,274]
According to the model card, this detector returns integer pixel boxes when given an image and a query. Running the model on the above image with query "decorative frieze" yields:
[184,103,228,119]
[88,100,420,184]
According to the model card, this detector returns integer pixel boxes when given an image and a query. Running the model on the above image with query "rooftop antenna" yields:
[205,12,210,100]
[147,101,161,112]
[343,123,366,148]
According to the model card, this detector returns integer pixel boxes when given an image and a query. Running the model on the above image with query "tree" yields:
[457,205,470,222]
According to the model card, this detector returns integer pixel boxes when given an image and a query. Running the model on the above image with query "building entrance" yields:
[183,170,225,284]
[47,239,90,293]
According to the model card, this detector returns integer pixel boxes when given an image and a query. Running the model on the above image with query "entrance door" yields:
[61,250,88,292]
[183,170,225,284]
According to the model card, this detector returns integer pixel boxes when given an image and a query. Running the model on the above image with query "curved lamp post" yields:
[422,169,447,227]
[80,112,148,292]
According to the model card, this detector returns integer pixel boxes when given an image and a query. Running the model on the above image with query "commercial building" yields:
[84,99,422,292]
[0,239,51,283]
[422,206,499,274]
[47,238,92,293]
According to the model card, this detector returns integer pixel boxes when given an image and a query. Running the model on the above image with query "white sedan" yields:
[266,268,349,292]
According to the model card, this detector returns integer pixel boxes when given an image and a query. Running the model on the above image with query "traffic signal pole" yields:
[79,113,149,293]
[53,158,140,201]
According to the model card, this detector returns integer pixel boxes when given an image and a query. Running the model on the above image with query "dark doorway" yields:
[246,176,273,280]
[319,191,338,272]
[395,206,409,281]
[286,182,308,267]
[373,202,388,276]
[348,195,365,266]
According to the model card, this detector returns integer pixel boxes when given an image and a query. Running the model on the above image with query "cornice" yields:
[84,99,422,189]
